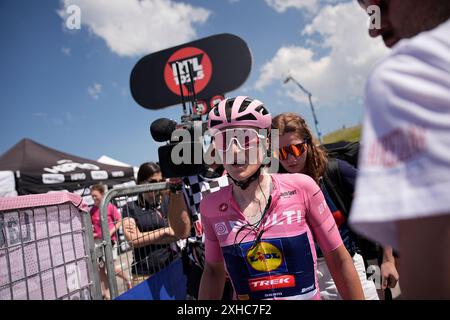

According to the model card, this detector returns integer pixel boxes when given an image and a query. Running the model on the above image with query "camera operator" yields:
[167,143,233,300]
[150,110,234,299]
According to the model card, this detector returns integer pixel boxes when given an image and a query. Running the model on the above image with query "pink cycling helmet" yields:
[208,96,272,131]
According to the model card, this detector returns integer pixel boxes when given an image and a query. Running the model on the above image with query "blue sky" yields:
[0,0,388,167]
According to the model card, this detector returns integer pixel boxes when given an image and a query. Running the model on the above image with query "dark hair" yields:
[90,183,105,194]
[272,112,328,184]
[136,162,161,185]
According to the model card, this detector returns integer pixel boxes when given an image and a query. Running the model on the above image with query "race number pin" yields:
[219,203,228,212]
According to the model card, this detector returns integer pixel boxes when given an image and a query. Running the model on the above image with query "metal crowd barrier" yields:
[0,193,101,300]
[99,182,182,299]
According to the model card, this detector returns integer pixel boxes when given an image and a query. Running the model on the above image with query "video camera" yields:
[150,117,208,178]
[150,61,220,178]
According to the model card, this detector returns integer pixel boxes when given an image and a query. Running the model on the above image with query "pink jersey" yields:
[200,173,343,300]
[90,203,121,242]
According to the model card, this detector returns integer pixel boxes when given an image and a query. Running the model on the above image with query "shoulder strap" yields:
[323,158,352,217]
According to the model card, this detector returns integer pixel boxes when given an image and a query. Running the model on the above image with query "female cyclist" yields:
[198,96,364,300]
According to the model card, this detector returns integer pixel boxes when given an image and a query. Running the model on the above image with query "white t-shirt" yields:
[349,19,450,250]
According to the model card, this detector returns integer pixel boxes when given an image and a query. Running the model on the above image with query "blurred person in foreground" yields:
[350,0,450,299]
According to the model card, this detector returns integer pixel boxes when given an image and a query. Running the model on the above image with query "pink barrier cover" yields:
[0,192,92,300]
[0,192,88,213]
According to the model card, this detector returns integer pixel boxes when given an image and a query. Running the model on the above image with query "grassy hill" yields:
[322,125,361,144]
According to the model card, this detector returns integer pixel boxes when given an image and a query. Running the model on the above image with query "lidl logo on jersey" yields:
[244,240,287,275]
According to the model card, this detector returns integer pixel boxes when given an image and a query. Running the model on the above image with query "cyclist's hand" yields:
[381,260,399,289]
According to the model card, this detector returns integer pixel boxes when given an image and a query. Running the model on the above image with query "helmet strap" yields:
[228,167,262,190]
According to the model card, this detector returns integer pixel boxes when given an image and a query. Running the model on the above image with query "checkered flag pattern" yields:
[182,174,229,244]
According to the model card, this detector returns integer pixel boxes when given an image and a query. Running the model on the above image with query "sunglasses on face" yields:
[147,179,165,183]
[278,142,307,161]
[213,128,266,152]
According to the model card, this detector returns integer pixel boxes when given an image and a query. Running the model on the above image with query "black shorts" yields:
[182,247,233,300]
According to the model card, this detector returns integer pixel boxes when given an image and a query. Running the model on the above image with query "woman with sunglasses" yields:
[198,96,364,300]
[122,162,179,287]
[272,112,399,300]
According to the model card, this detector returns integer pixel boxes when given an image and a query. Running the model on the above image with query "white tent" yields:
[96,155,138,209]
[0,171,17,197]
[97,155,139,180]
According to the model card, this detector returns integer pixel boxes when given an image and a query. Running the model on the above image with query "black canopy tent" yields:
[0,138,134,195]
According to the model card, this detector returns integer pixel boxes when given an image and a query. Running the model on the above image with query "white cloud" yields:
[255,2,389,107]
[88,82,102,100]
[34,112,47,118]
[265,0,319,13]
[58,0,211,57]
[61,47,71,56]
[34,112,64,126]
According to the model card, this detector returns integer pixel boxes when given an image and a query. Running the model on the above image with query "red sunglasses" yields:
[278,143,307,161]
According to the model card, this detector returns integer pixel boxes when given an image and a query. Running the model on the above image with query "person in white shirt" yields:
[350,0,450,299]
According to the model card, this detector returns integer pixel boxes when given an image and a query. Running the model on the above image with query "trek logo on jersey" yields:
[164,47,212,97]
[249,275,295,292]
[246,242,284,272]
